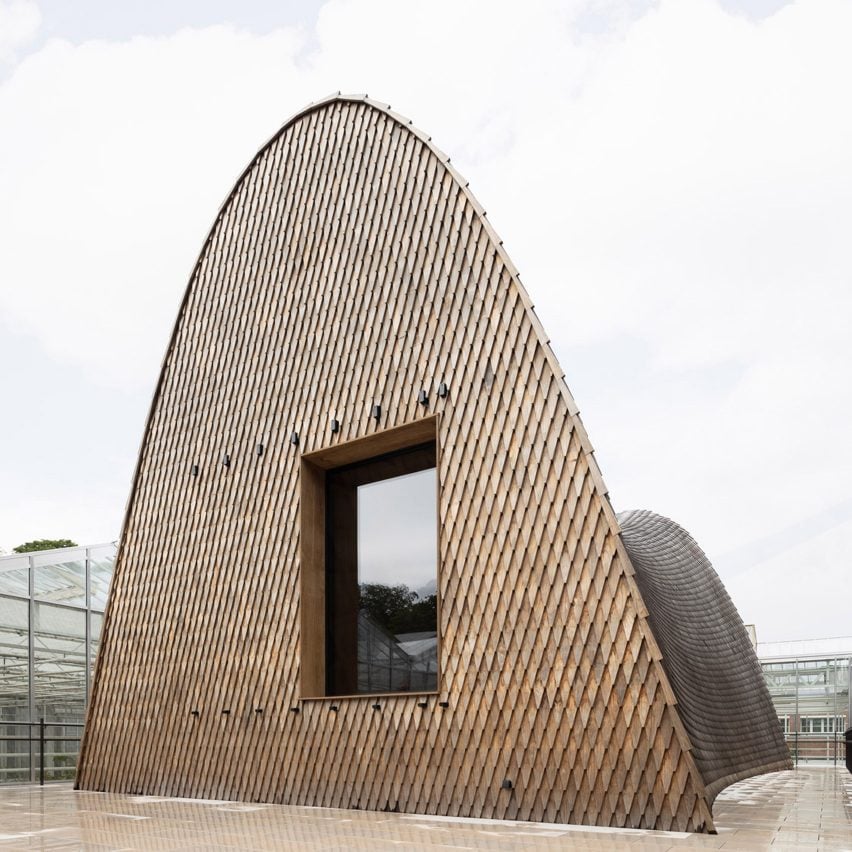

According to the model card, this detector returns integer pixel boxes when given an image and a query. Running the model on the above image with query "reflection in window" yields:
[326,443,438,695]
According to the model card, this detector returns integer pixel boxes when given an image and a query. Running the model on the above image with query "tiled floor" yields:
[0,767,849,850]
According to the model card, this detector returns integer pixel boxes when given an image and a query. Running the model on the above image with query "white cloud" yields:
[0,24,311,388]
[0,0,849,639]
[0,0,40,64]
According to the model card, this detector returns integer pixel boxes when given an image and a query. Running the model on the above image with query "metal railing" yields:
[0,720,83,785]
[784,731,848,766]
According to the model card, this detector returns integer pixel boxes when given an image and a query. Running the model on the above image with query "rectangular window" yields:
[800,716,845,734]
[300,417,439,698]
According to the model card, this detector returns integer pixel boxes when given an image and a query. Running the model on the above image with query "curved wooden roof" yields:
[77,95,776,831]
[619,509,791,802]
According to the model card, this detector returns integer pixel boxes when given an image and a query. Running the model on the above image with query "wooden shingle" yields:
[75,96,768,832]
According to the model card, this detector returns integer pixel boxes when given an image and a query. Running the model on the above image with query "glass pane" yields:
[35,603,85,639]
[325,441,438,696]
[356,467,438,694]
[0,555,30,597]
[762,656,851,763]
[90,612,103,685]
[33,604,87,717]
[33,550,86,607]
[91,611,103,643]
[88,545,115,611]
[0,596,30,783]
[33,603,86,779]
[41,721,83,782]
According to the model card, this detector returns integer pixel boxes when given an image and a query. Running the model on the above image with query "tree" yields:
[13,539,77,554]
[359,582,437,635]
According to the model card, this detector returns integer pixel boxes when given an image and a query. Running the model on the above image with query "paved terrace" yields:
[0,768,849,850]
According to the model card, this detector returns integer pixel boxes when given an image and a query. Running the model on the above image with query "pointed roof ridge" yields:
[119,95,598,544]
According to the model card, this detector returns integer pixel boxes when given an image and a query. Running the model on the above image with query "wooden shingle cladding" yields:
[78,94,723,830]
[619,510,792,803]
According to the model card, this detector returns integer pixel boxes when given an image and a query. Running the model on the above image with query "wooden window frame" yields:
[299,415,441,700]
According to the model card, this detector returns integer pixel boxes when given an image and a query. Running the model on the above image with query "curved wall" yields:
[78,94,724,831]
[619,509,791,803]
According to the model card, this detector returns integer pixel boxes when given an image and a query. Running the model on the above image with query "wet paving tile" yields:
[0,767,849,850]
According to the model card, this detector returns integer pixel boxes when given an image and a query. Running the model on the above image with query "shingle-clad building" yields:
[76,95,788,831]
[619,511,790,801]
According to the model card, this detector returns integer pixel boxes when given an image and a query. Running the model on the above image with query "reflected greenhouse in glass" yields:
[0,543,115,782]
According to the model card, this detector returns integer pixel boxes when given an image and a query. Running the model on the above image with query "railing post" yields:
[39,718,45,786]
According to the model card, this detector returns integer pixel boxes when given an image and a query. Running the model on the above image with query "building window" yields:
[800,716,846,734]
[300,417,439,698]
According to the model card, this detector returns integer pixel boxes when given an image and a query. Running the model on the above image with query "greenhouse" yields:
[0,543,115,782]
[759,637,852,764]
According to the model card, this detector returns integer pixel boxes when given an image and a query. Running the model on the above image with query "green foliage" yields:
[359,582,437,636]
[12,539,77,554]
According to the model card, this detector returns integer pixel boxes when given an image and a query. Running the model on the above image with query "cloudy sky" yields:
[1,0,849,643]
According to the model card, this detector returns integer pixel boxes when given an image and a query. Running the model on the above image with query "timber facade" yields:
[76,95,789,831]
